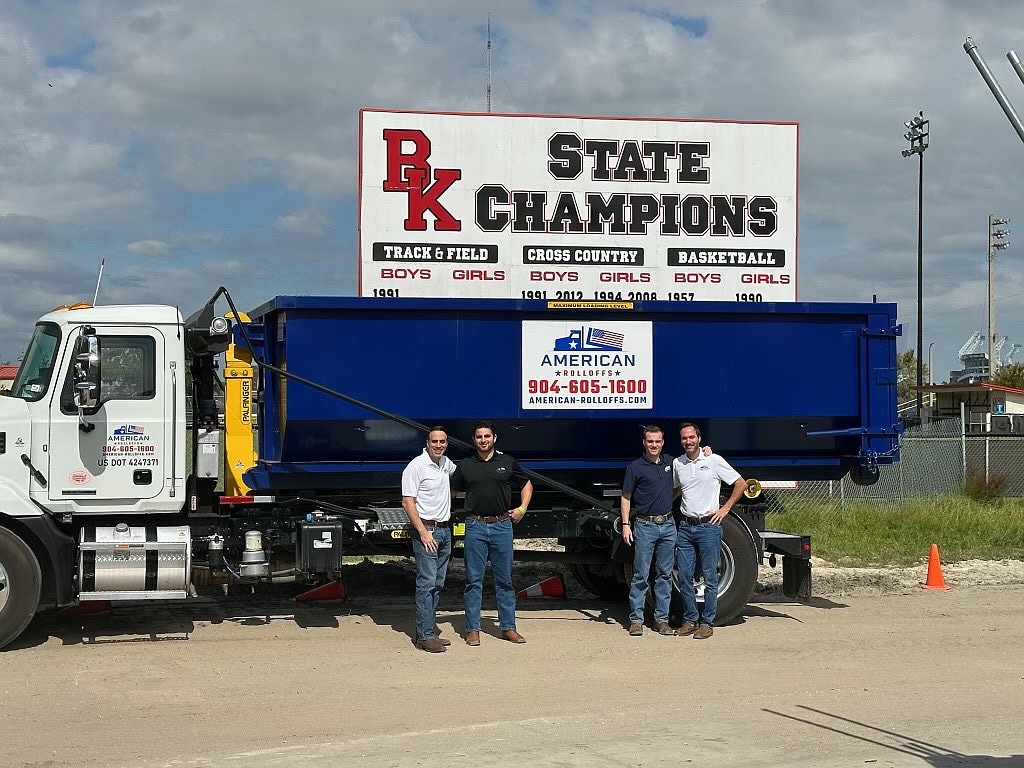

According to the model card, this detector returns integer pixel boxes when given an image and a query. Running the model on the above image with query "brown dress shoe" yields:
[414,637,447,653]
[628,623,644,636]
[434,630,452,646]
[678,621,698,636]
[501,629,527,644]
[465,630,481,646]
[437,637,452,646]
[656,622,677,636]
[693,624,714,640]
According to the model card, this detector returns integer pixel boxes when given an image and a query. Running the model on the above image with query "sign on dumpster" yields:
[520,320,653,410]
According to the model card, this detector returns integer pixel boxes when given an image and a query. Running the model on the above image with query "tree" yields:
[897,350,931,404]
[992,362,1024,390]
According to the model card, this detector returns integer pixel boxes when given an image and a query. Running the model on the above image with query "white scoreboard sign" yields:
[359,110,797,302]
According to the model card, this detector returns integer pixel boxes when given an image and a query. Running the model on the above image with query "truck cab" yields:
[6,305,187,517]
[0,305,205,648]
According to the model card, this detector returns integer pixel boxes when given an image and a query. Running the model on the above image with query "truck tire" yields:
[569,562,628,601]
[0,528,42,650]
[849,464,879,486]
[671,515,758,626]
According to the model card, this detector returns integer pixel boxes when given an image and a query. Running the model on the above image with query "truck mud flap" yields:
[782,556,812,602]
[760,530,812,601]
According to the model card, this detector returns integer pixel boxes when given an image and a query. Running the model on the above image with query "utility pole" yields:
[928,341,935,409]
[988,215,1010,378]
[902,112,929,415]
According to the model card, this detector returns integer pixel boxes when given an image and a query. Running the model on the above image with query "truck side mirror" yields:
[73,330,101,410]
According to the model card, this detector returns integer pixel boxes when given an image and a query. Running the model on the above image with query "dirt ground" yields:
[3,558,1024,768]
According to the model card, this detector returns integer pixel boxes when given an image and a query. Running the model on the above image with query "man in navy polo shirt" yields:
[621,424,680,637]
[621,425,712,636]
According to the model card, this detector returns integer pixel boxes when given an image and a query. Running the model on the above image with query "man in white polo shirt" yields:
[402,427,456,653]
[673,422,747,640]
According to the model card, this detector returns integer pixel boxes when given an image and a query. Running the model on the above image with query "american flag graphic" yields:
[588,328,624,350]
[114,424,145,435]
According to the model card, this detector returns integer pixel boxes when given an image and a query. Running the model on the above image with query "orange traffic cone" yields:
[295,579,347,602]
[921,544,951,591]
[516,574,567,599]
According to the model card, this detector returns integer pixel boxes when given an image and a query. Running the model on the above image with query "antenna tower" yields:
[486,15,492,113]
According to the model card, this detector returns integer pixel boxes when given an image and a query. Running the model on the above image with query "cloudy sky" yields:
[3,1,1024,379]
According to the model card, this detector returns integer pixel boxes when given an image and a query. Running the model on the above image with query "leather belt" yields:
[682,513,715,525]
[422,520,449,529]
[634,513,674,525]
[467,512,510,524]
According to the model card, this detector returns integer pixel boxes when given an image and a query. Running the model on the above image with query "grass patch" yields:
[766,495,1024,567]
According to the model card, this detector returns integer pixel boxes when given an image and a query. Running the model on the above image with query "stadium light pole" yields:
[902,111,929,416]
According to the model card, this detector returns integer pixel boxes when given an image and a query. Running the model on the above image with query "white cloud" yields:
[0,242,43,269]
[126,239,172,256]
[274,210,329,236]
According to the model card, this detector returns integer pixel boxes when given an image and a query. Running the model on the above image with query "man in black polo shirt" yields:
[452,420,533,646]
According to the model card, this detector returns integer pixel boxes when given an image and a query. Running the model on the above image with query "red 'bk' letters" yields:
[382,129,462,231]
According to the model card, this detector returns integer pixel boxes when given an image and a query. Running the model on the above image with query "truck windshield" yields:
[8,323,60,402]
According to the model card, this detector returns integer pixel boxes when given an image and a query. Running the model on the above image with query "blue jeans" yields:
[628,518,676,624]
[675,520,723,626]
[412,526,452,640]
[463,517,517,632]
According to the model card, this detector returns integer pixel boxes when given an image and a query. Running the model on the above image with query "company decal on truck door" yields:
[97,423,160,468]
[521,321,652,410]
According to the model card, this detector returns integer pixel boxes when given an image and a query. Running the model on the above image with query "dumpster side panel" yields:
[243,298,899,490]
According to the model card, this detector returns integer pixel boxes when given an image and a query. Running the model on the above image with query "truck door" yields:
[47,330,169,504]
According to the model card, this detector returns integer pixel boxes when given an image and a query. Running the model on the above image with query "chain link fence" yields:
[761,418,1024,515]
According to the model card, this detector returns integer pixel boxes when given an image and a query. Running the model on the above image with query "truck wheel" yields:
[0,528,42,650]
[849,465,879,486]
[569,562,628,601]
[672,516,758,626]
